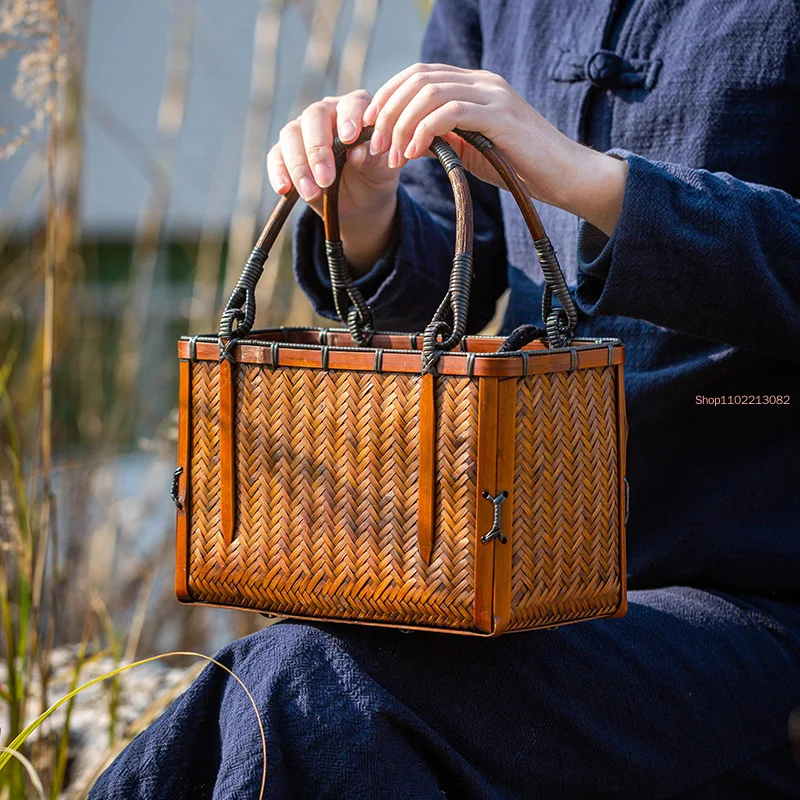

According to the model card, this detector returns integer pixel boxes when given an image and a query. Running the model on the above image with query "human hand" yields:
[363,63,628,236]
[267,91,398,273]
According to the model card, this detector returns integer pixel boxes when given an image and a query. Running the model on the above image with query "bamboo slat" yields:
[178,338,626,635]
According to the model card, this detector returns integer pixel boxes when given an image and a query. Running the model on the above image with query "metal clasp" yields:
[481,490,508,544]
[624,477,630,525]
[171,466,184,510]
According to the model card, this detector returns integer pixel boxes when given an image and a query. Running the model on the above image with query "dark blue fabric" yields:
[92,594,800,799]
[294,0,800,600]
[92,1,800,796]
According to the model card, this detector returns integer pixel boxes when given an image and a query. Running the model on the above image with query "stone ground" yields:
[1,647,200,797]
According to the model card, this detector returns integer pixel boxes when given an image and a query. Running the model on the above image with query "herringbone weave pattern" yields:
[509,366,621,629]
[187,362,479,629]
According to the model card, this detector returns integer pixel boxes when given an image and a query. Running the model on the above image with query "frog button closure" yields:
[550,49,662,91]
[585,50,623,89]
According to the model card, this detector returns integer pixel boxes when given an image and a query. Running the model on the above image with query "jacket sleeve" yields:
[576,150,800,361]
[292,0,508,334]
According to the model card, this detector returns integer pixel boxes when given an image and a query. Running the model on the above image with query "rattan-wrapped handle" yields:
[219,126,578,364]
[454,129,578,348]
[324,127,477,373]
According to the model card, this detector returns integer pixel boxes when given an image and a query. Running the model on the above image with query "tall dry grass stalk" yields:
[0,0,66,159]
[276,0,380,328]
[413,0,434,18]
[33,0,59,768]
[336,0,378,95]
[185,135,231,334]
[0,0,70,794]
[111,0,195,440]
[1,1,399,795]
[254,0,346,327]
[222,0,285,307]
[0,0,174,794]
[295,0,344,109]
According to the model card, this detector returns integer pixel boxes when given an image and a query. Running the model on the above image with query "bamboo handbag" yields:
[173,127,628,636]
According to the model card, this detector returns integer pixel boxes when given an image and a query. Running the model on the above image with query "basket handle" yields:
[219,126,578,367]
[324,126,481,373]
[455,129,578,348]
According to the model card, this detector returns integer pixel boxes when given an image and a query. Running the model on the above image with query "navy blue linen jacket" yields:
[293,0,800,599]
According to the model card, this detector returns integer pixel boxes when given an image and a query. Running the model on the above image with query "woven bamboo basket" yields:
[174,127,628,636]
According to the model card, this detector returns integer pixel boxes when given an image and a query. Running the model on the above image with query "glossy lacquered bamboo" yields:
[175,329,627,636]
[176,335,624,376]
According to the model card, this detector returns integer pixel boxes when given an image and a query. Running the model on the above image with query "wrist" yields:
[339,192,398,276]
[338,188,397,227]
[561,146,629,237]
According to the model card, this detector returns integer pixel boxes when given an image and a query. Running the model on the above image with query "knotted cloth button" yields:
[551,49,661,91]
[585,50,623,89]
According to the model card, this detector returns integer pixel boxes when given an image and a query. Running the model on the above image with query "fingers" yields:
[363,63,498,170]
[391,84,489,166]
[266,90,373,202]
[266,67,504,204]
[336,89,372,143]
[345,141,372,171]
[372,72,478,167]
[266,143,291,195]
[404,102,488,160]
[363,62,468,126]
[279,117,322,202]
[299,102,336,190]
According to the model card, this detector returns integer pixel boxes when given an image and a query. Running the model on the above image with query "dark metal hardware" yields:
[481,490,508,544]
[171,466,184,510]
[624,477,630,525]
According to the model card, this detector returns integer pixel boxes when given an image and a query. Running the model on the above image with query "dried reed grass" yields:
[0,1,420,795]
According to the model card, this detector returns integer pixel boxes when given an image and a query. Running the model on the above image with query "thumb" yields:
[344,142,397,190]
[346,141,391,173]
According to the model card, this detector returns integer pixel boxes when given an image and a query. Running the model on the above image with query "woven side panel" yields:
[187,362,479,630]
[509,367,621,629]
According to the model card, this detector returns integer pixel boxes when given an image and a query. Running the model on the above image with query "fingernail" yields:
[369,130,383,156]
[349,142,367,166]
[339,120,356,141]
[298,176,319,201]
[387,146,398,169]
[363,104,376,125]
[312,162,333,187]
[403,141,416,159]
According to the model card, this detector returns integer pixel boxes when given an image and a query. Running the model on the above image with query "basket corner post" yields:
[614,361,629,619]
[473,377,500,633]
[612,590,628,619]
[175,358,193,603]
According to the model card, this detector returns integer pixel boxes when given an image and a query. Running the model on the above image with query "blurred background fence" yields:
[0,1,431,794]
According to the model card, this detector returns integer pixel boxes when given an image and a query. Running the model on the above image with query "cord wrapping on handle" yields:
[535,235,577,347]
[325,239,375,345]
[429,138,463,173]
[455,128,579,350]
[325,127,474,361]
[218,245,266,343]
[321,127,383,346]
[421,252,474,375]
[217,188,299,351]
[219,124,579,359]
[454,129,493,153]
